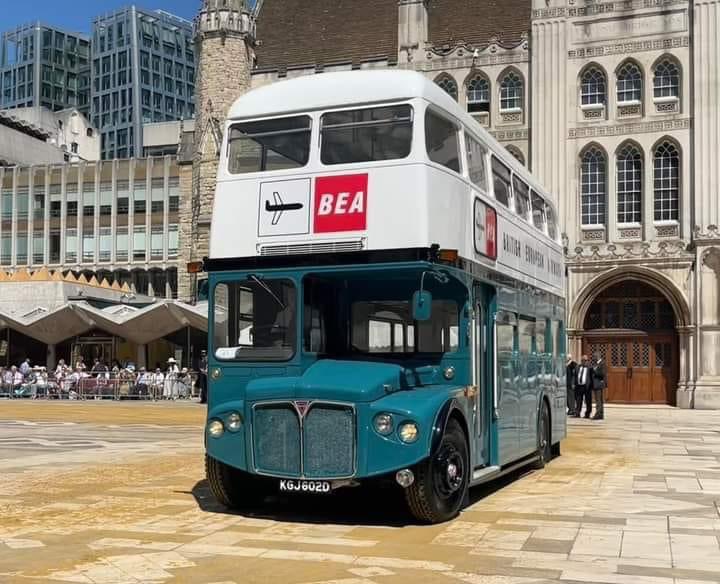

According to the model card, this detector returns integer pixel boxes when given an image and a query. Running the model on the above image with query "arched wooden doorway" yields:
[582,281,678,405]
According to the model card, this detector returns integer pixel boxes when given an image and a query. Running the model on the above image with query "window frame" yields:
[424,107,462,174]
[499,71,524,112]
[226,114,313,175]
[616,61,643,105]
[653,58,681,101]
[580,146,607,227]
[466,74,490,113]
[616,143,643,226]
[580,65,607,108]
[653,141,680,223]
[319,103,414,166]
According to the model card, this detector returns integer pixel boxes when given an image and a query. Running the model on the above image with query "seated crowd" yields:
[0,356,197,400]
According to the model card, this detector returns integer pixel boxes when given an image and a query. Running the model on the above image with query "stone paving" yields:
[0,402,720,583]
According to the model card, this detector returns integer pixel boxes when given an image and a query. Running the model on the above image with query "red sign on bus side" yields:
[314,174,368,233]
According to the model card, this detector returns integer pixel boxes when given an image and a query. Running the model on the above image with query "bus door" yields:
[473,284,493,468]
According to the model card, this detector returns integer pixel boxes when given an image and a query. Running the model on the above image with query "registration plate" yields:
[279,479,332,494]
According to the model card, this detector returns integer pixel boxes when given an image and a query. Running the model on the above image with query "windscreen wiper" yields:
[249,275,286,309]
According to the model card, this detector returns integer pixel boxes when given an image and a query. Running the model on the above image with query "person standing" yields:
[592,352,607,420]
[574,355,593,418]
[199,350,208,404]
[566,354,577,415]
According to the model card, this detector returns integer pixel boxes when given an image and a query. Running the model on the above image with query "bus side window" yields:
[531,190,547,233]
[465,134,487,191]
[512,175,530,220]
[545,203,558,241]
[425,109,461,173]
[491,156,511,207]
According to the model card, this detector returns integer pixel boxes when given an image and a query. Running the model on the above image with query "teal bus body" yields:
[205,257,566,495]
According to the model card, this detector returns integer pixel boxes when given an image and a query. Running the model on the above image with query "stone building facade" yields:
[180,0,720,408]
[178,0,256,301]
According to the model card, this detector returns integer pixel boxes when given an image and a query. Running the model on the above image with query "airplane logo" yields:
[265,192,304,226]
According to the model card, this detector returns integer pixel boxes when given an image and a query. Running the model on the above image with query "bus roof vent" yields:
[259,239,365,257]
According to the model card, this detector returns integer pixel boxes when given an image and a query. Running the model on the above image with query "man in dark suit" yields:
[574,354,592,418]
[566,354,577,415]
[592,352,607,420]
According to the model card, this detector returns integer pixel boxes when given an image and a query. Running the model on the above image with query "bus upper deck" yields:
[210,70,564,298]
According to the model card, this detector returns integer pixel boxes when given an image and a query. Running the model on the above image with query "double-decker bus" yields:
[200,70,566,523]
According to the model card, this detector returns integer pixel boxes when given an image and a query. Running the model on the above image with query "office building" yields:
[91,6,196,160]
[0,22,91,116]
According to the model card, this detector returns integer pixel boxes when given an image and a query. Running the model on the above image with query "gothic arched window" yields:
[499,71,523,111]
[653,140,680,222]
[617,62,643,103]
[617,143,643,224]
[580,66,607,106]
[467,75,490,113]
[580,147,607,226]
[435,75,458,101]
[653,59,680,99]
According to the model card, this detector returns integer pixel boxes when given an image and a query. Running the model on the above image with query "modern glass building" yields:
[0,157,180,298]
[0,23,91,116]
[91,7,196,160]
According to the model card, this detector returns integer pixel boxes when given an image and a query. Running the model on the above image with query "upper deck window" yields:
[491,156,511,207]
[512,176,530,220]
[228,115,311,174]
[545,203,558,240]
[531,190,547,232]
[425,110,460,172]
[320,105,413,165]
[465,135,487,190]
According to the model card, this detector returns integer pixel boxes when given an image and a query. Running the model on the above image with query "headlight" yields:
[373,413,394,436]
[398,422,419,443]
[208,419,224,438]
[227,412,242,432]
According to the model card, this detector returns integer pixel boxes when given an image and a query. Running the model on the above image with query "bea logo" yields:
[314,174,368,233]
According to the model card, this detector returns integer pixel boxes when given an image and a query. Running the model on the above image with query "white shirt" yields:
[577,366,588,386]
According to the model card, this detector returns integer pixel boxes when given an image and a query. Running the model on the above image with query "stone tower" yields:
[178,0,257,301]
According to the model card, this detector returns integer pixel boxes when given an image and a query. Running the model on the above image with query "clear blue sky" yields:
[1,1,204,34]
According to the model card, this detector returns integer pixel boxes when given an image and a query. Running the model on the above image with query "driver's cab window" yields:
[352,300,459,354]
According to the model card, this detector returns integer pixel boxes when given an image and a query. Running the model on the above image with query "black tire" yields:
[533,401,552,470]
[405,418,469,524]
[205,455,264,509]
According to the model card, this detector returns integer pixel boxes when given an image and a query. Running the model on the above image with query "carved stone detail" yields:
[582,229,606,242]
[618,103,642,118]
[569,118,691,139]
[568,37,689,60]
[491,129,529,141]
[534,0,687,20]
[655,100,680,114]
[656,224,680,238]
[567,240,690,262]
[619,227,642,239]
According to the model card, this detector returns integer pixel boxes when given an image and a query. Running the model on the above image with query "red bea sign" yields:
[313,174,368,233]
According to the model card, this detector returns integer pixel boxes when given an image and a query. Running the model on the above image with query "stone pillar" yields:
[136,344,147,369]
[397,0,428,65]
[676,327,693,408]
[46,344,56,371]
[178,0,256,302]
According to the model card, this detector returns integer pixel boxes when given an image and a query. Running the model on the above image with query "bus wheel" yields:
[405,418,469,524]
[533,402,552,470]
[205,455,263,509]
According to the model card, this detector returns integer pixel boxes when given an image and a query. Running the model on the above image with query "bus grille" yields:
[252,402,355,478]
[259,239,364,256]
[303,405,355,478]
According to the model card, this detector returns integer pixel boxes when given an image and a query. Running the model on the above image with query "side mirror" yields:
[412,290,433,321]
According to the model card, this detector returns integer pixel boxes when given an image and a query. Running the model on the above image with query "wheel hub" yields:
[433,445,464,497]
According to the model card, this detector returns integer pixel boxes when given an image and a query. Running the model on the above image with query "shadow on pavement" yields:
[185,465,535,527]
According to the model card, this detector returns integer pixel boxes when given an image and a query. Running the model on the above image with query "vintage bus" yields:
[201,70,566,523]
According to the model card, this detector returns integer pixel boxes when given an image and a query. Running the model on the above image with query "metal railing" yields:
[0,375,198,401]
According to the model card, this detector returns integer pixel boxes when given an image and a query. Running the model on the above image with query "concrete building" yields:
[11,106,100,162]
[0,22,91,116]
[91,6,196,160]
[142,119,195,157]
[0,110,66,167]
[176,0,720,408]
[0,158,180,298]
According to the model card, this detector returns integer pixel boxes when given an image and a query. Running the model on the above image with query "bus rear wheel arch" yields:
[405,417,469,524]
[533,399,552,470]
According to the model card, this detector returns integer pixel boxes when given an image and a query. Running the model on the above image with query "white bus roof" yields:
[227,70,555,210]
[228,70,459,121]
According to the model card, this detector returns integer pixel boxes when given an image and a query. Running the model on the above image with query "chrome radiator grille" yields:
[252,402,355,479]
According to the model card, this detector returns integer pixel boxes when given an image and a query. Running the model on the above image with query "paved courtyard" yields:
[1,402,720,584]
